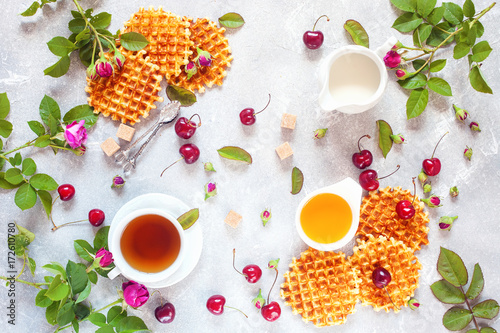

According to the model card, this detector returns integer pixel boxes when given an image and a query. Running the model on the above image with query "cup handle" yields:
[375,36,399,59]
[107,266,122,280]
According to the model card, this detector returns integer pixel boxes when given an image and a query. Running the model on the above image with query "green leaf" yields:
[28,257,36,276]
[79,42,95,67]
[469,65,493,94]
[376,120,393,158]
[45,302,59,325]
[217,146,252,164]
[14,234,28,256]
[443,2,464,25]
[15,183,37,211]
[57,301,75,326]
[344,20,369,48]
[89,313,108,327]
[463,0,475,17]
[453,42,470,59]
[88,270,98,284]
[406,88,429,119]
[21,158,36,176]
[0,172,20,189]
[90,12,112,29]
[0,120,13,138]
[475,21,484,38]
[390,0,417,12]
[96,326,115,333]
[443,307,473,331]
[119,32,149,51]
[471,41,492,62]
[0,92,10,119]
[43,262,67,279]
[44,56,71,78]
[116,316,148,332]
[94,226,110,251]
[177,208,199,230]
[218,12,245,28]
[34,134,51,148]
[428,22,455,47]
[68,18,86,34]
[472,300,500,319]
[467,25,477,46]
[74,302,90,320]
[398,73,427,89]
[74,239,95,262]
[28,120,46,136]
[45,274,70,301]
[413,59,429,71]
[291,166,304,195]
[39,95,61,125]
[466,264,484,300]
[427,6,445,25]
[47,37,76,57]
[428,77,452,96]
[430,59,447,72]
[107,306,127,327]
[30,173,58,191]
[430,279,465,304]
[5,168,24,184]
[438,247,468,287]
[417,0,436,18]
[479,328,498,333]
[20,2,40,16]
[413,23,432,47]
[392,13,423,33]
[166,85,197,106]
[12,152,22,166]
[63,104,98,128]
[16,223,35,243]
[75,29,91,43]
[75,281,91,303]
[37,190,53,219]
[66,260,88,295]
[35,289,53,307]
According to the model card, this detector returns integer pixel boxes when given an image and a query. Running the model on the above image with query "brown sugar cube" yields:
[224,210,242,228]
[116,124,136,142]
[275,142,293,160]
[281,113,297,129]
[100,137,120,157]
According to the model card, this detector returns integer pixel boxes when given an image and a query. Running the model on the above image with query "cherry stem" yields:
[267,268,279,304]
[150,290,164,306]
[232,248,246,277]
[188,114,202,128]
[51,219,88,231]
[49,195,60,229]
[411,177,417,205]
[254,94,271,116]
[383,286,400,311]
[430,132,449,159]
[160,157,184,177]
[357,134,371,152]
[224,305,248,318]
[377,165,400,181]
[312,15,330,31]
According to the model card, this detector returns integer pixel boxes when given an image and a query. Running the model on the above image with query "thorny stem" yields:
[72,0,105,56]
[1,138,38,157]
[460,286,480,331]
[267,268,278,304]
[0,276,49,290]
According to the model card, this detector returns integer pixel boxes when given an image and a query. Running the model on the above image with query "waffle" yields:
[349,235,421,312]
[280,248,361,327]
[121,6,193,79]
[357,186,430,253]
[167,17,233,93]
[85,50,164,125]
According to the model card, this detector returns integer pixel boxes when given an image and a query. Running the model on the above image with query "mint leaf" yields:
[466,263,484,300]
[430,279,465,304]
[438,247,468,287]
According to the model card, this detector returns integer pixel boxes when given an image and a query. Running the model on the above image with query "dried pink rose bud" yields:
[464,146,473,161]
[260,209,272,226]
[251,289,266,311]
[64,120,87,149]
[422,195,442,208]
[122,280,149,308]
[185,61,198,79]
[408,298,420,310]
[450,186,459,197]
[423,183,432,193]
[392,41,403,50]
[95,58,114,77]
[86,64,98,80]
[313,128,328,139]
[268,258,280,269]
[204,182,217,201]
[469,121,481,132]
[95,248,114,267]
[396,69,409,79]
[390,133,405,144]
[113,50,126,70]
[383,50,401,68]
[204,162,216,172]
[112,175,125,189]
[439,216,458,231]
[195,47,212,67]
[70,145,86,156]
[418,169,428,185]
[453,105,468,123]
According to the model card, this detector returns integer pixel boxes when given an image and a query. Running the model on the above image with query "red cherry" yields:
[359,165,400,191]
[88,209,105,226]
[372,267,392,288]
[303,15,329,49]
[206,295,225,315]
[239,94,271,126]
[422,132,448,176]
[261,301,281,321]
[155,302,176,323]
[175,114,201,139]
[232,249,262,283]
[179,143,200,164]
[57,184,75,201]
[396,177,417,220]
[352,134,373,169]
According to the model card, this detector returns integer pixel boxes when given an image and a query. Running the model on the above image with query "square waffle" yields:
[348,235,421,312]
[280,248,361,327]
[357,186,430,253]
[85,50,163,125]
[167,17,233,93]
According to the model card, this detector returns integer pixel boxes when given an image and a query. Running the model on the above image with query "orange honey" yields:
[300,193,352,244]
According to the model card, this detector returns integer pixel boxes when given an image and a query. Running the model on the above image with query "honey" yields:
[300,193,352,244]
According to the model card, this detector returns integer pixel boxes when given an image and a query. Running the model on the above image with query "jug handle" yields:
[375,36,399,59]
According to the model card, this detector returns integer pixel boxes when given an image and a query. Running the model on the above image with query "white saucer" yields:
[109,193,203,288]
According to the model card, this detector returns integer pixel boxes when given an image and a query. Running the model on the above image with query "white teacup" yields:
[318,37,398,114]
[108,208,185,284]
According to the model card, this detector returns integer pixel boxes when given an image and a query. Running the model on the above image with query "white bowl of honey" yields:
[295,177,362,251]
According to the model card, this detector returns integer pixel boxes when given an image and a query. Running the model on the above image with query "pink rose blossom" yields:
[383,50,401,68]
[95,248,114,268]
[95,60,114,77]
[64,120,87,149]
[122,280,149,308]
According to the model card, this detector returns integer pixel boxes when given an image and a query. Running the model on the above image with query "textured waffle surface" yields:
[122,6,193,78]
[349,235,421,312]
[357,186,430,252]
[280,248,361,327]
[167,17,233,93]
[85,50,163,125]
